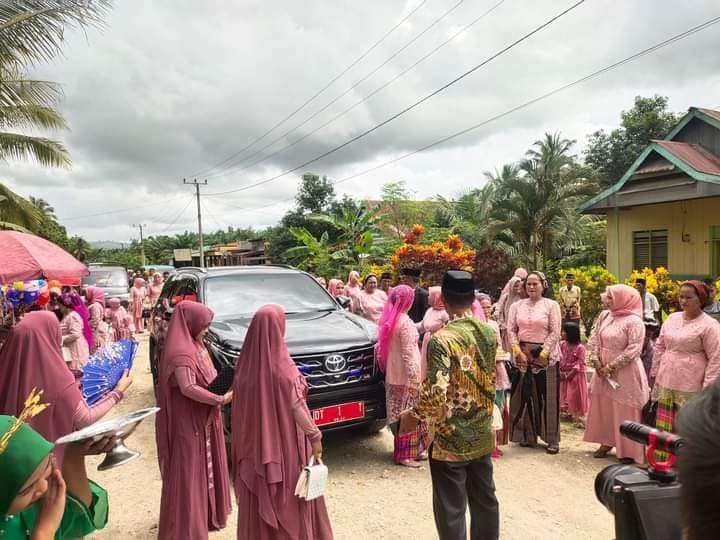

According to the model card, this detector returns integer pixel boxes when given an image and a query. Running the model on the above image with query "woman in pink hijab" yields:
[344,271,362,300]
[584,284,649,463]
[418,286,449,380]
[231,304,333,540]
[57,291,92,372]
[147,273,164,332]
[0,311,130,461]
[155,301,232,539]
[130,277,147,332]
[355,274,388,323]
[106,298,132,340]
[378,285,423,467]
[327,279,344,299]
[86,286,111,352]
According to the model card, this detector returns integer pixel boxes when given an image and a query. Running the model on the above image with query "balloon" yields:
[23,290,39,303]
[37,289,50,306]
[6,288,20,307]
[12,281,24,291]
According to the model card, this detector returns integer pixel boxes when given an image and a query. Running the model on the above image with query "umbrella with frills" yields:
[0,231,88,285]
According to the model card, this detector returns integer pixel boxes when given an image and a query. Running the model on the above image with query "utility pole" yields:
[133,223,147,267]
[184,178,208,268]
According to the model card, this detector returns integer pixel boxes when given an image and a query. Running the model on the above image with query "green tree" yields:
[584,95,680,187]
[68,236,92,262]
[283,228,334,275]
[380,180,428,239]
[295,172,335,213]
[0,182,41,232]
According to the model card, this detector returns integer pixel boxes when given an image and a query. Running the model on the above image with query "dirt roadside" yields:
[88,335,614,539]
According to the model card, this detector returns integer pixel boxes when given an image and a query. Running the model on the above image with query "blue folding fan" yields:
[81,340,138,405]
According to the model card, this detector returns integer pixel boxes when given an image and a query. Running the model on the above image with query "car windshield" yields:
[204,273,337,318]
[82,268,127,288]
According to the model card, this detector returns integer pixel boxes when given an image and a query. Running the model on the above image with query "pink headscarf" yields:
[0,311,82,459]
[86,286,106,308]
[231,305,307,531]
[327,279,344,297]
[59,291,94,351]
[377,285,415,372]
[428,286,444,310]
[471,299,487,321]
[607,284,642,318]
[347,271,361,288]
[133,277,146,289]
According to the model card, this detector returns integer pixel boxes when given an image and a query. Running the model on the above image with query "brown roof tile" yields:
[652,140,720,176]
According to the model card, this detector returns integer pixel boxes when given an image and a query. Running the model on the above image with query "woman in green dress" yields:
[0,409,114,539]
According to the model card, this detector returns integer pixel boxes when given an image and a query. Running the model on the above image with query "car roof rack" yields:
[175,266,208,273]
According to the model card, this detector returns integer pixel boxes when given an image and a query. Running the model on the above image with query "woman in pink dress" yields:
[86,286,111,352]
[378,285,423,468]
[559,321,589,422]
[58,292,92,372]
[584,284,648,463]
[355,274,388,323]
[479,293,511,456]
[106,298,132,340]
[327,279,344,298]
[0,311,130,462]
[418,286,449,380]
[507,272,562,454]
[129,277,147,332]
[650,281,720,449]
[146,273,164,333]
[155,301,232,539]
[496,276,525,354]
[231,305,333,540]
[344,271,362,302]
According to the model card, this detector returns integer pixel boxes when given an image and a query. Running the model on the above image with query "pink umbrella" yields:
[0,231,88,285]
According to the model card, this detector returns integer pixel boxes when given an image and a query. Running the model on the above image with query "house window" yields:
[633,230,668,270]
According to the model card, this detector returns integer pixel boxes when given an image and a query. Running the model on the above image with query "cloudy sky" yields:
[3,0,720,242]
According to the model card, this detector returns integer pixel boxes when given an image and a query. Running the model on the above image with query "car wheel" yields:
[363,419,387,435]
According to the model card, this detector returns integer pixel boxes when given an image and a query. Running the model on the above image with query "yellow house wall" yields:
[606,197,720,279]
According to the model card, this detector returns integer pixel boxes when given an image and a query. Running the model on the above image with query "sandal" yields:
[398,459,422,469]
[594,445,612,458]
[546,444,559,455]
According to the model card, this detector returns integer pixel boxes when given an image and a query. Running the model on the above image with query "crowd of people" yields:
[2,262,720,539]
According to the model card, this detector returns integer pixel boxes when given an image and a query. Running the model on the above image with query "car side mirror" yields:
[337,296,351,309]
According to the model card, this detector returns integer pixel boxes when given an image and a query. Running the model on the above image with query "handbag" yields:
[294,456,328,501]
[492,404,503,431]
[642,400,658,426]
[208,365,235,395]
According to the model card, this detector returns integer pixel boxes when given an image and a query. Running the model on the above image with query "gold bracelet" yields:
[539,350,550,360]
[512,344,522,356]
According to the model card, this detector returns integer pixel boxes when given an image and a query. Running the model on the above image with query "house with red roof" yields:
[580,107,720,280]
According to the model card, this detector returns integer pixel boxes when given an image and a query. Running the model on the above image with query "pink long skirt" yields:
[560,372,589,417]
[583,396,645,463]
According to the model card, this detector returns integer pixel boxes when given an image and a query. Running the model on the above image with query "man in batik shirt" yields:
[400,270,499,540]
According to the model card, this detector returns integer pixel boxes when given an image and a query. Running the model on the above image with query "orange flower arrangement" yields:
[391,225,476,285]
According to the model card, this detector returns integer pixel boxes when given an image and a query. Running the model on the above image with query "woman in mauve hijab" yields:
[0,311,130,462]
[232,304,333,540]
[155,301,232,540]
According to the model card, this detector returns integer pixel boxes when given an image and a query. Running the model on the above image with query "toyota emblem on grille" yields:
[324,354,347,373]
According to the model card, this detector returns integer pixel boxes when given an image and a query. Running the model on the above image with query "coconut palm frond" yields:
[0,182,42,231]
[0,103,67,130]
[0,0,112,68]
[0,131,70,167]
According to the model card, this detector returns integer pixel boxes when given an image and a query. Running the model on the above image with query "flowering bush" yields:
[391,226,475,286]
[473,247,515,299]
[556,266,618,330]
[625,267,680,315]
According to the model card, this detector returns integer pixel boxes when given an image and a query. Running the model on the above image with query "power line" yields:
[204,0,467,180]
[187,0,430,178]
[212,14,720,216]
[157,195,195,235]
[204,0,586,197]
[60,193,188,221]
[206,0,505,182]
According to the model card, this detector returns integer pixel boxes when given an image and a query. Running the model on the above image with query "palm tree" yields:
[1,1,110,166]
[0,182,41,232]
[68,235,92,262]
[309,202,387,264]
[284,228,333,273]
[29,195,56,220]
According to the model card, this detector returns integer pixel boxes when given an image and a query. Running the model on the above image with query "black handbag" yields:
[642,400,658,426]
[208,365,235,395]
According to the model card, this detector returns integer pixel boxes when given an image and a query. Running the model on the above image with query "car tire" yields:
[363,419,387,435]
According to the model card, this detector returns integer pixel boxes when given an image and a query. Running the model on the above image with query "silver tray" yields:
[55,407,160,470]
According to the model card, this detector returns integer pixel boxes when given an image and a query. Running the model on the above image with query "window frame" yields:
[632,229,669,270]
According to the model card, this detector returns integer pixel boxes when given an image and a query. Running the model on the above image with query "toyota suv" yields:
[149,265,386,432]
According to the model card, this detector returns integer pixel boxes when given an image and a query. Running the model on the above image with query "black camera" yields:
[595,421,685,540]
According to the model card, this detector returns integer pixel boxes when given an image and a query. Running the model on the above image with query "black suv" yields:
[149,265,386,432]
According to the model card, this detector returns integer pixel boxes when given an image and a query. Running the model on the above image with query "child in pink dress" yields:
[106,298,132,340]
[559,321,589,423]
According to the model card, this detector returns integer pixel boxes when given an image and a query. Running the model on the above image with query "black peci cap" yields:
[380,272,393,280]
[442,270,475,295]
[635,278,647,285]
[401,268,422,278]
[565,273,575,279]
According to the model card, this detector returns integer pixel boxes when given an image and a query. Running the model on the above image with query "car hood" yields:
[210,310,377,355]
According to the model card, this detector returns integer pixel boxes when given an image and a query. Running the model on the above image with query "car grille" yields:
[294,346,377,389]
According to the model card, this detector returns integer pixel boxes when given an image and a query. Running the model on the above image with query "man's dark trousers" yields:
[429,453,499,540]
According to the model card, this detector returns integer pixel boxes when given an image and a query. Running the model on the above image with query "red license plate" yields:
[312,401,365,427]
